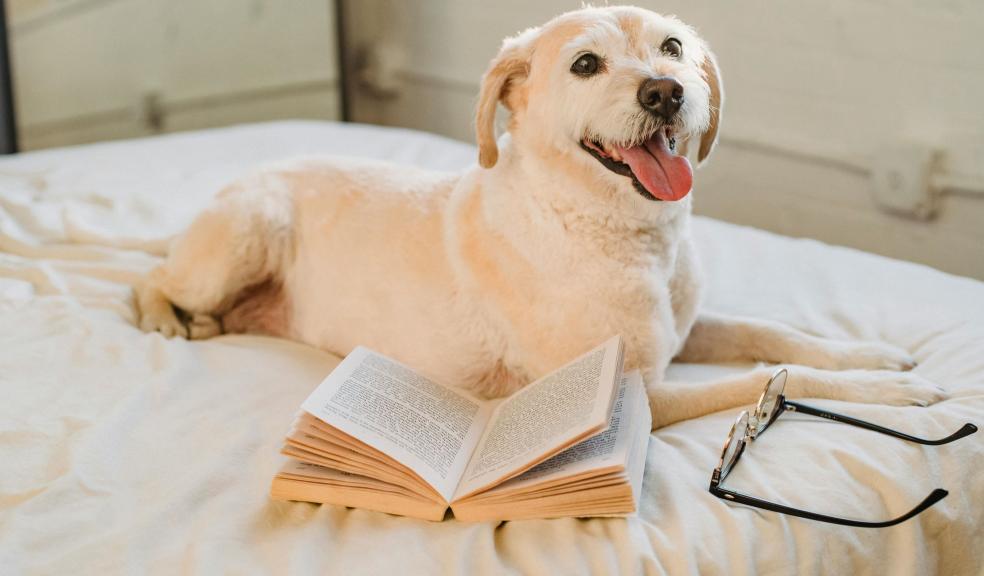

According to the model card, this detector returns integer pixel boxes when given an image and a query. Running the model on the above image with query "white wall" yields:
[345,0,984,280]
[8,0,340,150]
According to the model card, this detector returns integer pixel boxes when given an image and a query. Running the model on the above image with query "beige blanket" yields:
[1,122,981,575]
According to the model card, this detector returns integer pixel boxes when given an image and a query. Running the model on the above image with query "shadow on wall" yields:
[341,0,984,280]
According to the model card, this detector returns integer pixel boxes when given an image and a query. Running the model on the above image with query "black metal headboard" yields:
[0,0,17,154]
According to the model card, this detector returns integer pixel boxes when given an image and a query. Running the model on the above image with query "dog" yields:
[136,6,944,429]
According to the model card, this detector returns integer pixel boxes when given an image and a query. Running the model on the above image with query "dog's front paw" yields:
[850,371,946,407]
[825,341,917,372]
[139,306,189,339]
[188,313,222,340]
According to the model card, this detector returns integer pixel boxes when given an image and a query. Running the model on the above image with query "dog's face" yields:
[476,6,722,207]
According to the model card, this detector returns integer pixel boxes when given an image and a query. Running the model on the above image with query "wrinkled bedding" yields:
[1,121,981,576]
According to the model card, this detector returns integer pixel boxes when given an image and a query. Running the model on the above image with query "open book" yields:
[269,335,651,521]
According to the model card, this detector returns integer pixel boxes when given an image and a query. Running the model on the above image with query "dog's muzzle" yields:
[580,128,693,202]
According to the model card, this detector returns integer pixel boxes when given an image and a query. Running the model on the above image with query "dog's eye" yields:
[571,53,602,77]
[661,38,683,59]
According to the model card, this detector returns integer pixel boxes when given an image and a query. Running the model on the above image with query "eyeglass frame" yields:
[708,368,978,528]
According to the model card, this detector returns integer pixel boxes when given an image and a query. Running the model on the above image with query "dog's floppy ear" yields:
[476,30,536,169]
[697,48,723,165]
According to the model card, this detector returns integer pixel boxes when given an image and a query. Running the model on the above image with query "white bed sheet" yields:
[0,121,981,576]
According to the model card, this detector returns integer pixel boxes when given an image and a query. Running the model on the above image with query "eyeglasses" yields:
[709,368,977,527]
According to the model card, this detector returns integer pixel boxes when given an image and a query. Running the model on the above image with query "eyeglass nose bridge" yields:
[748,416,765,440]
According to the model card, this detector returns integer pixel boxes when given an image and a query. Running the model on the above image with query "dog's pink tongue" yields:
[615,135,693,201]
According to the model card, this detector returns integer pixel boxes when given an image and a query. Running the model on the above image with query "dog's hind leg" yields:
[647,365,946,429]
[136,179,293,339]
[675,311,917,372]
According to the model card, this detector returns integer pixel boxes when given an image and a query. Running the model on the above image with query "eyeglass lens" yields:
[754,368,788,436]
[719,410,749,481]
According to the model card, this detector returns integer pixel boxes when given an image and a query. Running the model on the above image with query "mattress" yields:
[1,121,981,576]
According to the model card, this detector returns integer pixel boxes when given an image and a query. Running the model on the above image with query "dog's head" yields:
[476,6,722,206]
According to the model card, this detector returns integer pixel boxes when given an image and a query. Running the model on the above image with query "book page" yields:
[624,372,652,511]
[452,335,624,500]
[474,371,643,498]
[301,347,494,502]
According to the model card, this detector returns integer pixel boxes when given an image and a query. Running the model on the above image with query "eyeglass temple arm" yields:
[784,401,978,446]
[710,484,948,528]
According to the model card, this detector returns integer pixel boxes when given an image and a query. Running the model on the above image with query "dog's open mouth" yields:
[580,129,693,202]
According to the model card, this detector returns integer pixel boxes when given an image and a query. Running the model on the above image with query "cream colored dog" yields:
[137,6,944,428]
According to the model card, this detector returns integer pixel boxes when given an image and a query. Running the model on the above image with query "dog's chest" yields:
[491,242,684,383]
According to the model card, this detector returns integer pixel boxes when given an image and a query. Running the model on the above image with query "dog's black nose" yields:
[637,77,684,120]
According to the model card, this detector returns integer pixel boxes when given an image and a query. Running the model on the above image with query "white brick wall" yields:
[345,0,984,280]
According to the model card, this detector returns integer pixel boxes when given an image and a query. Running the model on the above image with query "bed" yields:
[1,121,981,575]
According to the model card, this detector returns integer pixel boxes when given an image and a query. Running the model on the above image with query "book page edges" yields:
[287,414,444,501]
[270,476,448,521]
[452,483,634,522]
[456,466,626,505]
[305,414,441,492]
